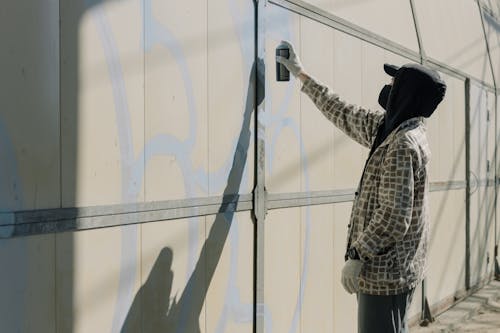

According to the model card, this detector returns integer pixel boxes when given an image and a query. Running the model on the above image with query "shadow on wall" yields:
[121,59,264,332]
[122,247,174,332]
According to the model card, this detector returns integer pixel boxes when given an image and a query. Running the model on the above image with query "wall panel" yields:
[0,235,55,333]
[330,32,366,190]
[0,2,59,332]
[426,74,466,183]
[486,92,496,280]
[426,190,466,306]
[208,0,255,196]
[0,0,60,210]
[264,208,301,333]
[57,227,141,333]
[496,92,500,277]
[61,0,145,207]
[332,202,357,333]
[302,0,420,52]
[299,16,335,192]
[144,0,208,201]
[300,204,335,332]
[137,217,206,333]
[265,8,302,194]
[414,0,494,85]
[205,212,253,333]
[483,11,500,90]
[407,283,423,323]
[468,83,495,286]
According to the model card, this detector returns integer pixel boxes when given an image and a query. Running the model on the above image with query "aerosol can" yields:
[276,46,290,82]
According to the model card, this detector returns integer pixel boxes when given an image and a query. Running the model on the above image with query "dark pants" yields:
[357,289,415,333]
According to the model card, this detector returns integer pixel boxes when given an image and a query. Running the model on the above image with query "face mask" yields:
[378,84,392,110]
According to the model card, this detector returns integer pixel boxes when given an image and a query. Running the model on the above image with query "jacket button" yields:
[355,191,359,196]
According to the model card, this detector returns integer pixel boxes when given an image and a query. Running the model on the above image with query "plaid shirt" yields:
[302,77,431,295]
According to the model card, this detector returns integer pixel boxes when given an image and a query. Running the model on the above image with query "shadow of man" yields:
[121,58,265,332]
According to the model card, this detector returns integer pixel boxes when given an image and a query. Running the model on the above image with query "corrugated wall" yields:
[0,0,499,332]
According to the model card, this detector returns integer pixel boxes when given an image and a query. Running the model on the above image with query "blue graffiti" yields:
[88,0,314,332]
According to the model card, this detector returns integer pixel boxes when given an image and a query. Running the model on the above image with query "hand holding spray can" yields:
[276,46,290,82]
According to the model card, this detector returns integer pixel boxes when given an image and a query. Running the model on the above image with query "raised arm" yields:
[277,41,384,148]
[299,73,383,148]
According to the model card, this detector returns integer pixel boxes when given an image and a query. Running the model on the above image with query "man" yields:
[276,41,446,333]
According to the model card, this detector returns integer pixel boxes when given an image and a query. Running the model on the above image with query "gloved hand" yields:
[341,259,363,294]
[275,40,305,78]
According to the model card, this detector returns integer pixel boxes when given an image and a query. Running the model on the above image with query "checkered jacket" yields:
[302,77,431,295]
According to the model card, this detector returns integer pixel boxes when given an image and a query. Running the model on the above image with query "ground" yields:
[411,280,500,333]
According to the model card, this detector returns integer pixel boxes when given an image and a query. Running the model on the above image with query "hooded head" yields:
[370,63,446,155]
[379,63,447,133]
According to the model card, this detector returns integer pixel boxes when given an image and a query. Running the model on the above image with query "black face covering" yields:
[378,84,392,110]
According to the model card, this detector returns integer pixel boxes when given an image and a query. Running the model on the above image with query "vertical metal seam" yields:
[59,4,63,210]
[478,1,498,93]
[205,1,209,331]
[298,15,303,333]
[142,0,146,326]
[56,0,62,331]
[143,0,146,209]
[409,0,430,314]
[408,0,427,65]
[141,1,146,326]
[207,0,211,197]
[253,1,267,332]
[495,92,499,270]
[477,3,499,272]
[253,2,258,331]
[465,78,472,290]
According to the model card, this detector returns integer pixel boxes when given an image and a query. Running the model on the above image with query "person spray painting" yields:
[276,41,446,333]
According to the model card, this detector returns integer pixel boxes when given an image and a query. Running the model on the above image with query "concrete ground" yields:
[411,280,500,333]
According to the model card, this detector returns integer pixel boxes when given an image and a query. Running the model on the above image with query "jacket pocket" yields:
[362,249,401,283]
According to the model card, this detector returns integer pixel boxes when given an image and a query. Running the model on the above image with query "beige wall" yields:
[0,0,498,332]
[414,0,494,85]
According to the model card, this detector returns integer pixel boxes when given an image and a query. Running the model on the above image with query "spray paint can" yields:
[276,46,290,82]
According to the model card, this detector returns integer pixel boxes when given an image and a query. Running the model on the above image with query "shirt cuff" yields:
[300,76,316,94]
[350,239,374,263]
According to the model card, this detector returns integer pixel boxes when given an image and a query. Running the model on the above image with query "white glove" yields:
[275,40,305,78]
[341,259,363,294]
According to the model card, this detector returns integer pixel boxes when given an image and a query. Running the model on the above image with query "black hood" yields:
[385,63,447,133]
[371,63,447,153]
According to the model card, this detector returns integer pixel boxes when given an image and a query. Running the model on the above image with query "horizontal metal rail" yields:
[0,194,253,238]
[268,189,355,209]
[268,0,499,94]
[429,180,467,192]
[0,180,475,238]
[269,0,420,63]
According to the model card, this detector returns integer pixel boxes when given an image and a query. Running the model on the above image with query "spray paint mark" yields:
[89,0,314,331]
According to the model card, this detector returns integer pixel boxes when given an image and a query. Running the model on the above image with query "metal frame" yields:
[465,78,472,291]
[0,180,474,239]
[478,0,500,282]
[409,0,427,65]
[253,1,266,332]
[478,1,498,91]
[0,194,253,238]
[269,0,421,63]
[268,0,499,94]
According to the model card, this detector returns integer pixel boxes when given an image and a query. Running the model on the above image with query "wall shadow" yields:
[121,59,263,332]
